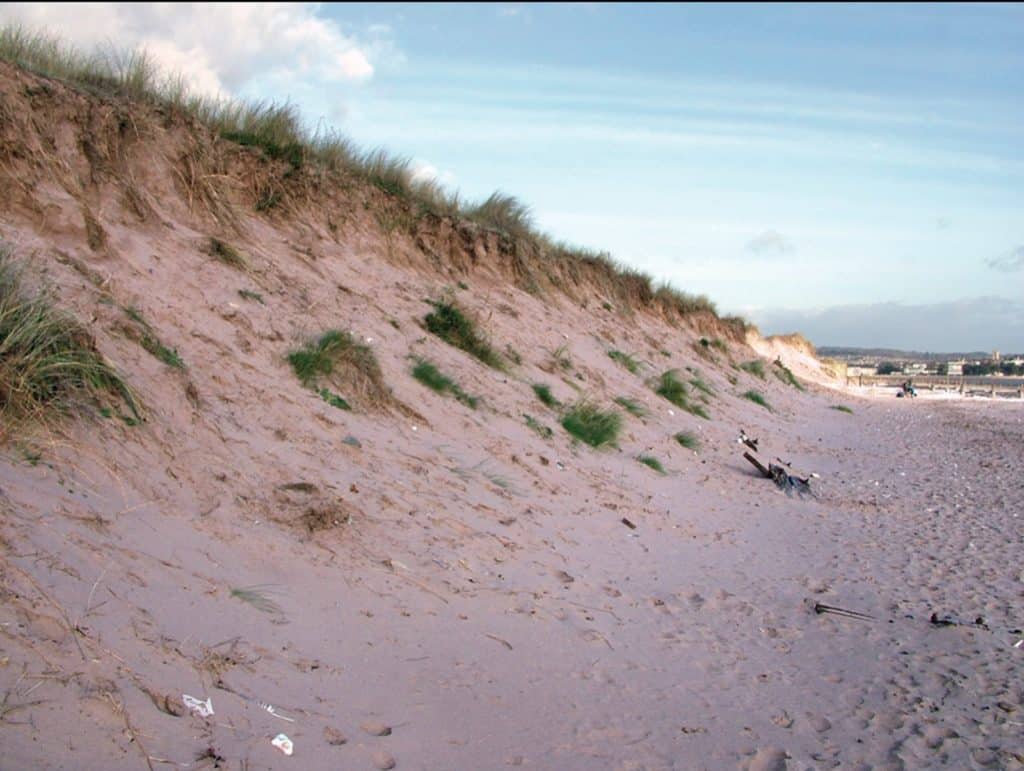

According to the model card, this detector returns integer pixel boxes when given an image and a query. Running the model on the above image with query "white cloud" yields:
[746,229,795,256]
[0,3,390,98]
[410,160,457,189]
[986,245,1024,272]
[410,161,439,184]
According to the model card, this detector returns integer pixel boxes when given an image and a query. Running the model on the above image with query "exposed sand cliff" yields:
[1,61,1021,771]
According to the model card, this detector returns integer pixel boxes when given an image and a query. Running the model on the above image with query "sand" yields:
[0,61,1022,770]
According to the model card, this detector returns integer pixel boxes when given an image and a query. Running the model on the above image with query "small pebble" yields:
[373,750,396,769]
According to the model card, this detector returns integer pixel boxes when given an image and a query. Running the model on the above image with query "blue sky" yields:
[3,3,1022,351]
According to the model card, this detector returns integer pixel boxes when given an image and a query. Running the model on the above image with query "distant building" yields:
[993,350,1001,362]
[947,361,964,376]
[847,365,875,376]
[903,362,928,375]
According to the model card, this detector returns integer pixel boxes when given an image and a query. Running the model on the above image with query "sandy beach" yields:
[0,60,1022,771]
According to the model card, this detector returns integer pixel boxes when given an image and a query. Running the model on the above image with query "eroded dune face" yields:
[1,61,1022,771]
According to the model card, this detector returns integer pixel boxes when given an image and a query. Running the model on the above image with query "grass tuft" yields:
[121,306,185,370]
[411,359,478,408]
[560,401,621,448]
[230,585,283,615]
[209,237,248,269]
[237,289,264,304]
[653,370,710,419]
[742,390,772,411]
[654,369,689,407]
[287,330,388,410]
[608,349,641,374]
[830,405,853,414]
[467,192,533,240]
[688,375,715,397]
[674,431,700,451]
[614,396,648,417]
[638,455,665,474]
[424,299,503,369]
[532,383,560,408]
[772,360,804,390]
[524,413,553,439]
[0,250,139,430]
[740,360,766,380]
[318,388,351,411]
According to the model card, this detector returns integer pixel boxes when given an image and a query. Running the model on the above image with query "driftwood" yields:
[743,451,771,478]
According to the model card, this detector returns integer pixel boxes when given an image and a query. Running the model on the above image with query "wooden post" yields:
[743,451,772,479]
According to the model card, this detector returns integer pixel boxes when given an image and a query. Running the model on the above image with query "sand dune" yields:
[0,60,1021,771]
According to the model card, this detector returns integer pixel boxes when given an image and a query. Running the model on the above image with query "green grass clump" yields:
[687,403,710,420]
[287,330,388,409]
[318,388,351,410]
[740,360,766,379]
[742,390,772,411]
[411,359,478,408]
[524,413,553,439]
[638,455,665,474]
[674,431,700,451]
[209,238,248,269]
[560,401,621,448]
[614,396,648,417]
[830,404,854,414]
[772,360,804,391]
[532,383,560,409]
[288,330,354,386]
[653,370,710,419]
[654,369,689,407]
[144,336,184,369]
[0,250,139,429]
[608,350,640,374]
[688,375,715,397]
[238,289,264,304]
[424,299,503,369]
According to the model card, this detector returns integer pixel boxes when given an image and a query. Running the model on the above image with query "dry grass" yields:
[0,247,138,434]
[0,22,751,338]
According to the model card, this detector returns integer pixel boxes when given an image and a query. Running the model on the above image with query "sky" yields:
[2,3,1022,352]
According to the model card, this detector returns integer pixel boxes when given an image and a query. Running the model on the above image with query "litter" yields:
[813,602,875,622]
[738,429,758,452]
[182,694,214,718]
[1015,640,1023,648]
[742,451,814,498]
[260,702,296,722]
[272,733,294,756]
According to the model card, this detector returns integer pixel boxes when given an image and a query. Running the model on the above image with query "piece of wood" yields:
[743,451,772,478]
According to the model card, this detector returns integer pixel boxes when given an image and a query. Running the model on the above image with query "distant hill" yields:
[818,346,993,361]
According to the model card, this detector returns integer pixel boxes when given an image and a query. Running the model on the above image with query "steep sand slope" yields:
[1,64,1022,770]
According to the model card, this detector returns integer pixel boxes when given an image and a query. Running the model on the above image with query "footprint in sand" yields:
[361,720,393,736]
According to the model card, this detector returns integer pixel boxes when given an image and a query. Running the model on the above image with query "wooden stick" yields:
[743,451,771,478]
